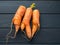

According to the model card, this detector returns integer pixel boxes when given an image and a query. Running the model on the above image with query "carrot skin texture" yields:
[6,6,26,45]
[12,5,26,33]
[32,9,40,38]
[21,23,25,31]
[21,8,32,39]
[26,24,31,39]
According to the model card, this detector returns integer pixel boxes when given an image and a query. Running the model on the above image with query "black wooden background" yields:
[0,1,60,45]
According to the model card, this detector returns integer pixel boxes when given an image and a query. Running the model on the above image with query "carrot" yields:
[32,9,40,38]
[12,5,26,37]
[21,3,35,39]
[21,8,32,39]
[6,5,26,45]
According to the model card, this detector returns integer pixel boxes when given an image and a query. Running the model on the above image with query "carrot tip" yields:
[21,23,25,31]
[15,25,19,32]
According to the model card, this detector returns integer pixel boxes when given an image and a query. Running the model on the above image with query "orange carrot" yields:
[6,5,26,45]
[32,9,40,38]
[21,8,32,39]
[21,3,35,39]
[12,5,26,36]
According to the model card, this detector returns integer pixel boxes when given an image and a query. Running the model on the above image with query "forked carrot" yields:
[21,3,35,39]
[6,5,26,45]
[12,5,26,37]
[32,9,40,38]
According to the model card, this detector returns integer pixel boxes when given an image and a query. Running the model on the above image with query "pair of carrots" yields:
[6,3,40,42]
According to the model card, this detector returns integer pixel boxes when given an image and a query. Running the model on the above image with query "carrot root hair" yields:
[6,22,17,45]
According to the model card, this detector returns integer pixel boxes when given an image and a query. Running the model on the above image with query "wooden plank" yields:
[0,1,60,13]
[0,14,60,27]
[0,29,60,44]
[0,0,59,1]
[0,44,60,45]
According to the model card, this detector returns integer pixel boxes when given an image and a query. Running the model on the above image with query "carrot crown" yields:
[30,3,35,8]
